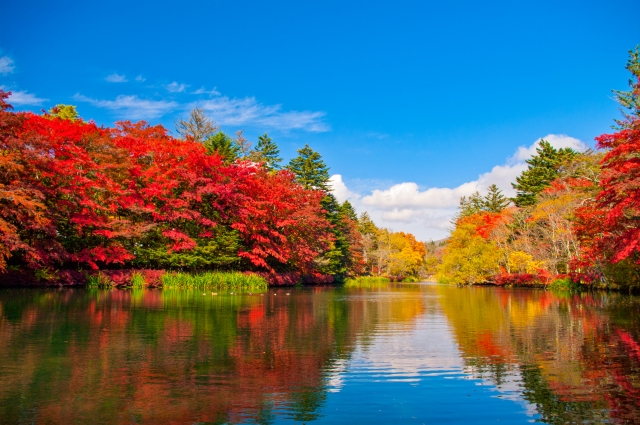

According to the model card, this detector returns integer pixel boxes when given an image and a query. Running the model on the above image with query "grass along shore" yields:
[87,271,268,291]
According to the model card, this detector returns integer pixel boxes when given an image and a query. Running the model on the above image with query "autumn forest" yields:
[431,48,640,291]
[1,49,640,291]
[0,90,426,287]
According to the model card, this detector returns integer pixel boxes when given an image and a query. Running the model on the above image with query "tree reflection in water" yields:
[0,286,424,424]
[437,286,640,424]
[2,285,640,424]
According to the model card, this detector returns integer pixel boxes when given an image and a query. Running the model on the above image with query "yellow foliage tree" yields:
[508,250,543,274]
[436,222,500,285]
[371,230,425,277]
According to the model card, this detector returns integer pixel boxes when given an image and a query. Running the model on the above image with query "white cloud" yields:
[194,96,329,132]
[135,75,146,82]
[1,87,48,105]
[166,81,188,93]
[105,73,128,83]
[0,56,15,75]
[74,94,178,120]
[74,77,328,132]
[192,86,220,96]
[363,182,473,210]
[331,134,584,240]
[381,208,424,223]
[330,175,361,203]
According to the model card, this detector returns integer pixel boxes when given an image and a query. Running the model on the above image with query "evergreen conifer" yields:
[512,140,576,207]
[287,144,330,191]
[252,133,282,171]
[204,131,240,163]
[483,184,510,212]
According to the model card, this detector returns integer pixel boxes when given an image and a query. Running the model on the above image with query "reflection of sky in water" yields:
[317,290,541,424]
[4,285,634,424]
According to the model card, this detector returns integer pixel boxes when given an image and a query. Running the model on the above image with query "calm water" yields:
[1,283,640,424]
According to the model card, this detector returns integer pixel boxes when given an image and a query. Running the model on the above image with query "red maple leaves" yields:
[0,91,331,273]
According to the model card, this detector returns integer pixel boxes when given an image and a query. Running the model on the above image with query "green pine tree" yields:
[316,194,351,278]
[358,212,377,236]
[339,200,358,222]
[511,140,576,207]
[613,45,640,128]
[204,131,240,164]
[251,133,282,171]
[483,184,510,212]
[287,144,330,191]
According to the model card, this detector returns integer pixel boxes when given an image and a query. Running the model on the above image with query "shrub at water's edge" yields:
[401,276,421,283]
[547,277,583,292]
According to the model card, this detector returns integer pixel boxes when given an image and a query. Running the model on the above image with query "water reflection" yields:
[437,286,640,424]
[0,286,425,424]
[1,284,640,424]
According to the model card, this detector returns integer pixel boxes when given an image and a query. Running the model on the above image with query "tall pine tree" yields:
[483,184,510,212]
[512,140,576,207]
[453,185,509,224]
[340,200,358,222]
[317,194,352,279]
[612,46,640,129]
[204,131,240,163]
[358,212,377,235]
[251,133,282,171]
[287,144,330,191]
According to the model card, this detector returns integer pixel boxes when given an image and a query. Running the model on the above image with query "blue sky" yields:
[2,0,639,239]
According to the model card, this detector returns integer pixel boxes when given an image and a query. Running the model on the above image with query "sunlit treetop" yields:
[340,200,358,222]
[483,184,510,213]
[47,104,80,121]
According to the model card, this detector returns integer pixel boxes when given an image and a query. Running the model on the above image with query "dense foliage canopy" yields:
[0,93,427,283]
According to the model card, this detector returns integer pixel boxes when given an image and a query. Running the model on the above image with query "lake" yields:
[1,282,639,424]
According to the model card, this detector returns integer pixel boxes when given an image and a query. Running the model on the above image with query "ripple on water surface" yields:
[0,284,639,424]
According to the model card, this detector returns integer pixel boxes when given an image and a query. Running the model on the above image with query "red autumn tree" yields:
[5,100,135,269]
[593,121,640,263]
[576,48,640,273]
[0,92,49,269]
[112,121,333,273]
[110,120,237,268]
[230,166,332,273]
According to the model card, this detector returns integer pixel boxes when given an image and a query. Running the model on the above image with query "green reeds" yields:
[344,276,391,288]
[160,271,267,290]
[401,276,421,283]
[86,272,113,288]
[130,272,146,288]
